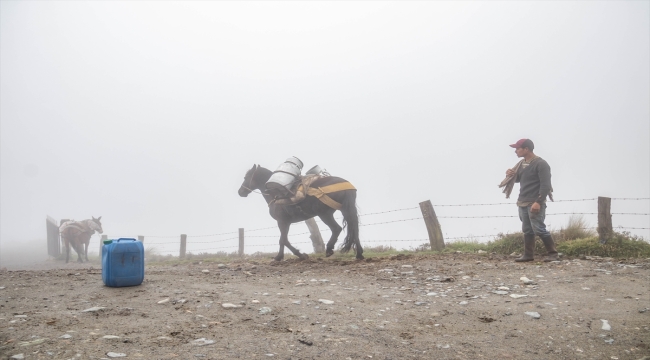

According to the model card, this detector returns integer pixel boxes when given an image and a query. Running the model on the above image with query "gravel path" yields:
[1,254,649,359]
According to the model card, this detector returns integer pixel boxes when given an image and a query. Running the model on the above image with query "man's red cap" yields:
[509,138,534,149]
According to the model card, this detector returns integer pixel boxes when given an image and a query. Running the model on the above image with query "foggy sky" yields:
[1,2,649,266]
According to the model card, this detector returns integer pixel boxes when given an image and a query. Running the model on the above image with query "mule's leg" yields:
[318,211,342,257]
[84,239,89,262]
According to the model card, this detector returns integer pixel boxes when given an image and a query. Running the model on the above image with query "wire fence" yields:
[105,197,648,255]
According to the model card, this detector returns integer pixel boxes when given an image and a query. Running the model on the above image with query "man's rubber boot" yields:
[540,235,559,262]
[515,234,535,262]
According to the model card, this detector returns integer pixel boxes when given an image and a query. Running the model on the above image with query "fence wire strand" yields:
[133,197,648,254]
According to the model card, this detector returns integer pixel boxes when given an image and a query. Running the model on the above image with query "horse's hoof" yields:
[273,256,284,262]
[325,249,334,257]
[356,255,365,260]
[298,253,309,260]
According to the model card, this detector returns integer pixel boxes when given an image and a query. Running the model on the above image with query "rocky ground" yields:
[1,253,649,360]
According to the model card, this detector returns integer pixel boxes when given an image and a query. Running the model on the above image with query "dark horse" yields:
[238,165,363,261]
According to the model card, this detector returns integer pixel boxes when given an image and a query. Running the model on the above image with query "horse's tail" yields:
[339,190,360,254]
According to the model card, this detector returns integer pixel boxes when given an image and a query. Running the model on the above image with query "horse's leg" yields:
[84,238,89,262]
[64,238,70,263]
[274,221,289,261]
[76,240,83,263]
[318,211,342,257]
[275,221,308,261]
[283,233,309,261]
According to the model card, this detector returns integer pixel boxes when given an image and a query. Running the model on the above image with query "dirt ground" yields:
[1,253,649,360]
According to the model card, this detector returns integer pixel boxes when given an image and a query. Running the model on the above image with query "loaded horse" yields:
[238,162,362,261]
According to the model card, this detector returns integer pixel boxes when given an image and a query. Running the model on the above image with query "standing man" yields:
[504,139,559,262]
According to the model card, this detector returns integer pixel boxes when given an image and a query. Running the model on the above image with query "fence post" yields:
[180,234,187,258]
[419,200,445,251]
[239,228,244,256]
[100,235,107,257]
[598,196,613,244]
[138,235,144,243]
[305,218,325,253]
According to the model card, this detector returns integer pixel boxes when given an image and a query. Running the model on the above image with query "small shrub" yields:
[554,215,596,242]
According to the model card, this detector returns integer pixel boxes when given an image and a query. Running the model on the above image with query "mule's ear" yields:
[98,216,102,221]
[92,216,96,220]
[252,164,257,170]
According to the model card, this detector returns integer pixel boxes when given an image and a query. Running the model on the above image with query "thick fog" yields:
[1,2,649,268]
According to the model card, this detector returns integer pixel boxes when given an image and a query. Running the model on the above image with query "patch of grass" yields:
[443,240,490,253]
[557,232,650,258]
[420,215,650,259]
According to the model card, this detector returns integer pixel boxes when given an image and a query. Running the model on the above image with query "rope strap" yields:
[307,182,356,210]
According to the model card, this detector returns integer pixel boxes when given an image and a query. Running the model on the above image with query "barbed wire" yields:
[359,207,419,216]
[616,226,650,230]
[247,226,278,233]
[188,231,238,238]
[184,236,239,244]
[431,198,598,207]
[439,215,517,219]
[360,217,423,226]
[144,231,238,239]
[134,198,648,239]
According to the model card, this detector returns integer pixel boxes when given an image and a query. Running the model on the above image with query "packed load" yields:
[265,157,330,205]
[59,220,89,234]
[265,157,304,198]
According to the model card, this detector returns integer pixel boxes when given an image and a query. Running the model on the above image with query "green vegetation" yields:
[420,216,650,259]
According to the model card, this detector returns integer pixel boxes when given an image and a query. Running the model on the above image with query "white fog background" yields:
[1,1,649,268]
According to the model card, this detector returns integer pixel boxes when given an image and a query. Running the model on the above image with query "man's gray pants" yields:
[518,203,551,237]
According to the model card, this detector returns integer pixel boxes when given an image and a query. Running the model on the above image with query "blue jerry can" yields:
[102,238,145,287]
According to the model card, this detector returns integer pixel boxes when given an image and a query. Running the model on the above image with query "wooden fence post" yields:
[419,200,445,251]
[180,234,187,258]
[598,196,613,244]
[100,235,107,258]
[239,228,244,256]
[305,218,325,253]
[138,235,144,243]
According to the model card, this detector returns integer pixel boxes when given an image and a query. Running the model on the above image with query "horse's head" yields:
[239,164,260,197]
[90,216,103,234]
[238,164,274,197]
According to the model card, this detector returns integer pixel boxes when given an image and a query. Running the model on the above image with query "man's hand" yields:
[531,202,541,213]
[506,169,515,177]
